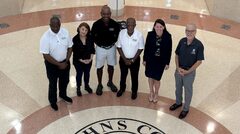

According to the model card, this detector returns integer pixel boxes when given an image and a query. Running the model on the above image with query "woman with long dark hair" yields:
[143,19,172,103]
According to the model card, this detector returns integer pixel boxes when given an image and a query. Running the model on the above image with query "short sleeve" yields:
[39,34,49,54]
[175,39,183,55]
[197,42,204,60]
[116,30,123,48]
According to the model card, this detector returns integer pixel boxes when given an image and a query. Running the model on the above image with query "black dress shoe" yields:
[96,84,103,96]
[107,82,118,92]
[179,110,189,119]
[85,85,93,94]
[60,96,73,103]
[169,103,182,111]
[131,93,137,100]
[76,88,82,97]
[50,103,58,111]
[116,90,125,97]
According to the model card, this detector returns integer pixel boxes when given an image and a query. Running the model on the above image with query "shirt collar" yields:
[48,28,61,36]
[125,28,137,37]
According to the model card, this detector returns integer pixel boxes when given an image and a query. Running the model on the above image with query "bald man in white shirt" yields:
[40,16,73,111]
[116,18,144,100]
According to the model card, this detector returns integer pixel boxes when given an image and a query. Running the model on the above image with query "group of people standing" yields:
[40,5,204,119]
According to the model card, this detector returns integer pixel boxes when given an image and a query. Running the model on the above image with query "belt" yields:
[98,44,114,49]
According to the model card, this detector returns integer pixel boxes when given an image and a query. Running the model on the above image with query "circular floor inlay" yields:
[38,106,202,134]
[76,118,165,134]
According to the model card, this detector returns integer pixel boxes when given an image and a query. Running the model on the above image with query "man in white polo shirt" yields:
[40,16,73,111]
[116,18,144,100]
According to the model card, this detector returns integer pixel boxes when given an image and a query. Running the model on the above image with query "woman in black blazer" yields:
[143,19,172,103]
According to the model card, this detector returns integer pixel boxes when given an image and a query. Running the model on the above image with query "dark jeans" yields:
[44,60,70,104]
[73,61,92,88]
[119,56,140,93]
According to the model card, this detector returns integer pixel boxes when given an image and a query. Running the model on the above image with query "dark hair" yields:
[152,19,168,33]
[77,22,90,36]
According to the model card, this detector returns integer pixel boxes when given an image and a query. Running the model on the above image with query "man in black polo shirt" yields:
[169,23,204,119]
[91,5,120,95]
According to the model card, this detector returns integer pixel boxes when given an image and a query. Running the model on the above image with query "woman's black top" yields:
[72,34,95,62]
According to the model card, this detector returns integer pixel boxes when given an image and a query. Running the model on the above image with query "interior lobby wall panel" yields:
[206,0,240,22]
[0,0,24,17]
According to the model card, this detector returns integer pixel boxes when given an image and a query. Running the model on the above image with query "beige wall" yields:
[206,0,240,22]
[1,0,239,23]
[0,0,24,17]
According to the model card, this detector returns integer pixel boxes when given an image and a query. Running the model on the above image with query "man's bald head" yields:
[126,17,136,35]
[49,16,61,33]
[101,5,111,23]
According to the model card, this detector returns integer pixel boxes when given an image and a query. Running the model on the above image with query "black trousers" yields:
[44,60,70,104]
[73,61,92,88]
[119,56,140,94]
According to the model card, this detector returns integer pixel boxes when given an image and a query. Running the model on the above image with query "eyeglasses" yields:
[185,30,196,33]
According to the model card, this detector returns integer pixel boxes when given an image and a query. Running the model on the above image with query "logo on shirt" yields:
[109,28,115,31]
[191,49,196,55]
[61,37,67,40]
[132,38,137,42]
[75,118,165,134]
